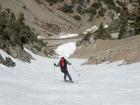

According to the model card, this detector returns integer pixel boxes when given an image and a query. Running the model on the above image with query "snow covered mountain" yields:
[0,1,140,104]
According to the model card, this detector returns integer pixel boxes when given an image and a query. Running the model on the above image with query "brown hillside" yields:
[73,35,140,64]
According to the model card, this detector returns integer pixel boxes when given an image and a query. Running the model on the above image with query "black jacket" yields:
[55,59,71,70]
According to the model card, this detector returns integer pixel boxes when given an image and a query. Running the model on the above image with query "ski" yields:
[64,80,78,83]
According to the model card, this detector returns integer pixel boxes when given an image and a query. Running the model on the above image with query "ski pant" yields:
[61,69,72,81]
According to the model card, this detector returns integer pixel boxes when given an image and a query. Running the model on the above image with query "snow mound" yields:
[59,33,79,39]
[83,25,98,34]
[55,42,76,58]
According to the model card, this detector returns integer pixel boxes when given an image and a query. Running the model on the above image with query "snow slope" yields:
[59,33,79,39]
[55,42,76,58]
[0,47,140,105]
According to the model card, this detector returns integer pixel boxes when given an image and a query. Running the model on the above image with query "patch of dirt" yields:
[41,22,61,34]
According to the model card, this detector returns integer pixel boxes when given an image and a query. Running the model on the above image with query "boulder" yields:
[0,54,16,67]
[3,57,16,67]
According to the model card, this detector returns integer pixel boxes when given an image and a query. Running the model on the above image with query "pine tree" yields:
[134,0,140,34]
[0,7,37,47]
[118,7,129,39]
[95,22,111,40]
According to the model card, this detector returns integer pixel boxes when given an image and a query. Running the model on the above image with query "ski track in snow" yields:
[0,49,140,105]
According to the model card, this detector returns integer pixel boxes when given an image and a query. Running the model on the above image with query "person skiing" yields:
[54,57,73,83]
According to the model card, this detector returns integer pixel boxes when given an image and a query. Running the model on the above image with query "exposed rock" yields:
[41,22,61,34]
[0,54,16,67]
[1,44,32,63]
[31,45,54,57]
[3,57,16,67]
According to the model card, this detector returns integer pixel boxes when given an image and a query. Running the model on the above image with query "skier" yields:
[54,57,73,83]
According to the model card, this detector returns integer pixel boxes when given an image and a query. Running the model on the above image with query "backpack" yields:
[60,57,66,69]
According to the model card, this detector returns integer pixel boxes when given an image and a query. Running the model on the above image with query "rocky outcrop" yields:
[0,54,16,67]
[7,46,32,63]
[0,40,32,63]
[0,43,33,67]
[4,57,16,67]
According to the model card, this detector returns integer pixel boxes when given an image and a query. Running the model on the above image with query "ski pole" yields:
[53,66,56,83]
[71,65,80,76]
[71,65,80,82]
